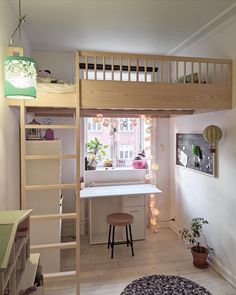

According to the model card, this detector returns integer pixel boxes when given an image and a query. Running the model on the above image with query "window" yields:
[119,145,134,160]
[87,118,102,132]
[85,117,143,167]
[119,119,134,132]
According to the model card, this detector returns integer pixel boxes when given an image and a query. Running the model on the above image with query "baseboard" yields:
[168,222,236,288]
[209,258,236,288]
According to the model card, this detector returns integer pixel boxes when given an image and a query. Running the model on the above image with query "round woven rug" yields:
[120,275,212,295]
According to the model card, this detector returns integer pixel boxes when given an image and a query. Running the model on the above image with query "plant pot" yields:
[191,246,209,269]
[132,160,146,169]
[87,165,96,170]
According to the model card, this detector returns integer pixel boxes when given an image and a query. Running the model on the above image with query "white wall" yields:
[170,17,236,285]
[32,50,75,83]
[0,0,31,210]
[155,118,170,224]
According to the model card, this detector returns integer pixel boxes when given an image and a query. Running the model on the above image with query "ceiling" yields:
[10,0,236,54]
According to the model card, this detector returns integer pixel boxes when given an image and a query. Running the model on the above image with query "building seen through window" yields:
[85,118,142,167]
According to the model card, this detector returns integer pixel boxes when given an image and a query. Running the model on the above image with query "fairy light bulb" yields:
[151,163,160,171]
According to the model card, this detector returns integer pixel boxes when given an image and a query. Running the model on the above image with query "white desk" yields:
[80,184,162,199]
[81,184,162,244]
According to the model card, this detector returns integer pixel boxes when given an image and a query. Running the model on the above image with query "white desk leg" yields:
[89,198,92,244]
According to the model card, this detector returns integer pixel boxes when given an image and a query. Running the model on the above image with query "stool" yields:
[106,213,134,259]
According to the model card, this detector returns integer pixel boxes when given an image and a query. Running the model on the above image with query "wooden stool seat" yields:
[107,213,133,226]
[106,212,134,259]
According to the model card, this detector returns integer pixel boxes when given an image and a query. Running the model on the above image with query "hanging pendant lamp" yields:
[4,0,37,99]
[4,55,37,99]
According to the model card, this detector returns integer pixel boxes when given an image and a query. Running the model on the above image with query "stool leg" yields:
[125,226,129,247]
[129,224,134,256]
[111,225,115,259]
[107,225,112,249]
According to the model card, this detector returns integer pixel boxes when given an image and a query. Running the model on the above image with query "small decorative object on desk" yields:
[26,118,42,140]
[179,217,214,269]
[132,150,146,169]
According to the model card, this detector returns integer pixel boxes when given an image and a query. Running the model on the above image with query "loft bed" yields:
[6,50,233,294]
[8,51,232,116]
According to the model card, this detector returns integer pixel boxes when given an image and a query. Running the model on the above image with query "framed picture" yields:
[176,133,216,177]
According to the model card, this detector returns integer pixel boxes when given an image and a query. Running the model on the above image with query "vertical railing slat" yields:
[167,61,170,83]
[206,63,209,84]
[136,59,139,82]
[199,62,201,84]
[94,56,97,80]
[160,60,163,83]
[152,60,155,83]
[103,56,105,80]
[111,56,114,81]
[85,56,88,80]
[191,62,194,83]
[128,58,131,82]
[120,58,122,81]
[221,63,224,85]
[184,61,186,83]
[176,61,178,82]
[145,59,147,82]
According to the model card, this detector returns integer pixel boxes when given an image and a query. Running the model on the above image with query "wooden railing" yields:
[79,51,232,86]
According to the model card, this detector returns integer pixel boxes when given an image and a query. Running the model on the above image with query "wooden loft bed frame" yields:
[6,50,233,295]
[8,50,232,115]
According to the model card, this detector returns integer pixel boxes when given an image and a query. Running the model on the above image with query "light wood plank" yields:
[31,242,76,250]
[30,213,77,221]
[44,271,76,283]
[8,92,76,108]
[25,184,77,191]
[80,109,193,117]
[25,124,77,129]
[25,154,77,160]
[80,51,231,64]
[81,80,232,110]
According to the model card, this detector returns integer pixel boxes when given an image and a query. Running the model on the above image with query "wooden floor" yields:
[45,228,236,295]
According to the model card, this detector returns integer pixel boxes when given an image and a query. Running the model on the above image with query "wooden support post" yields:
[75,51,81,295]
[20,100,26,209]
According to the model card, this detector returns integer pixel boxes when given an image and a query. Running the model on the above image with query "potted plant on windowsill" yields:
[85,137,108,170]
[179,217,213,269]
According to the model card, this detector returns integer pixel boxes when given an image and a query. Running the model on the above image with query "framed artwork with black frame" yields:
[176,133,216,177]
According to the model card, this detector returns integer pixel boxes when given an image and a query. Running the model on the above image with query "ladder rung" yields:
[25,124,77,129]
[25,184,77,191]
[25,154,77,160]
[30,213,77,221]
[31,242,76,250]
[44,271,76,282]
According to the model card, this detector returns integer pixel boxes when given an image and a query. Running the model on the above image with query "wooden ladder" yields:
[19,53,81,294]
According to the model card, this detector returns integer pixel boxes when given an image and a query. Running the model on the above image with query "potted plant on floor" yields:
[180,217,213,269]
[85,137,108,170]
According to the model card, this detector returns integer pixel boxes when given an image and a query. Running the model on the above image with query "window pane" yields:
[85,117,141,167]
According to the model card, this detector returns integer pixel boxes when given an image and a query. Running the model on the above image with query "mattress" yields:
[37,82,76,94]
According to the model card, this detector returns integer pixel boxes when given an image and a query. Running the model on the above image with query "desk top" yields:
[80,184,162,199]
